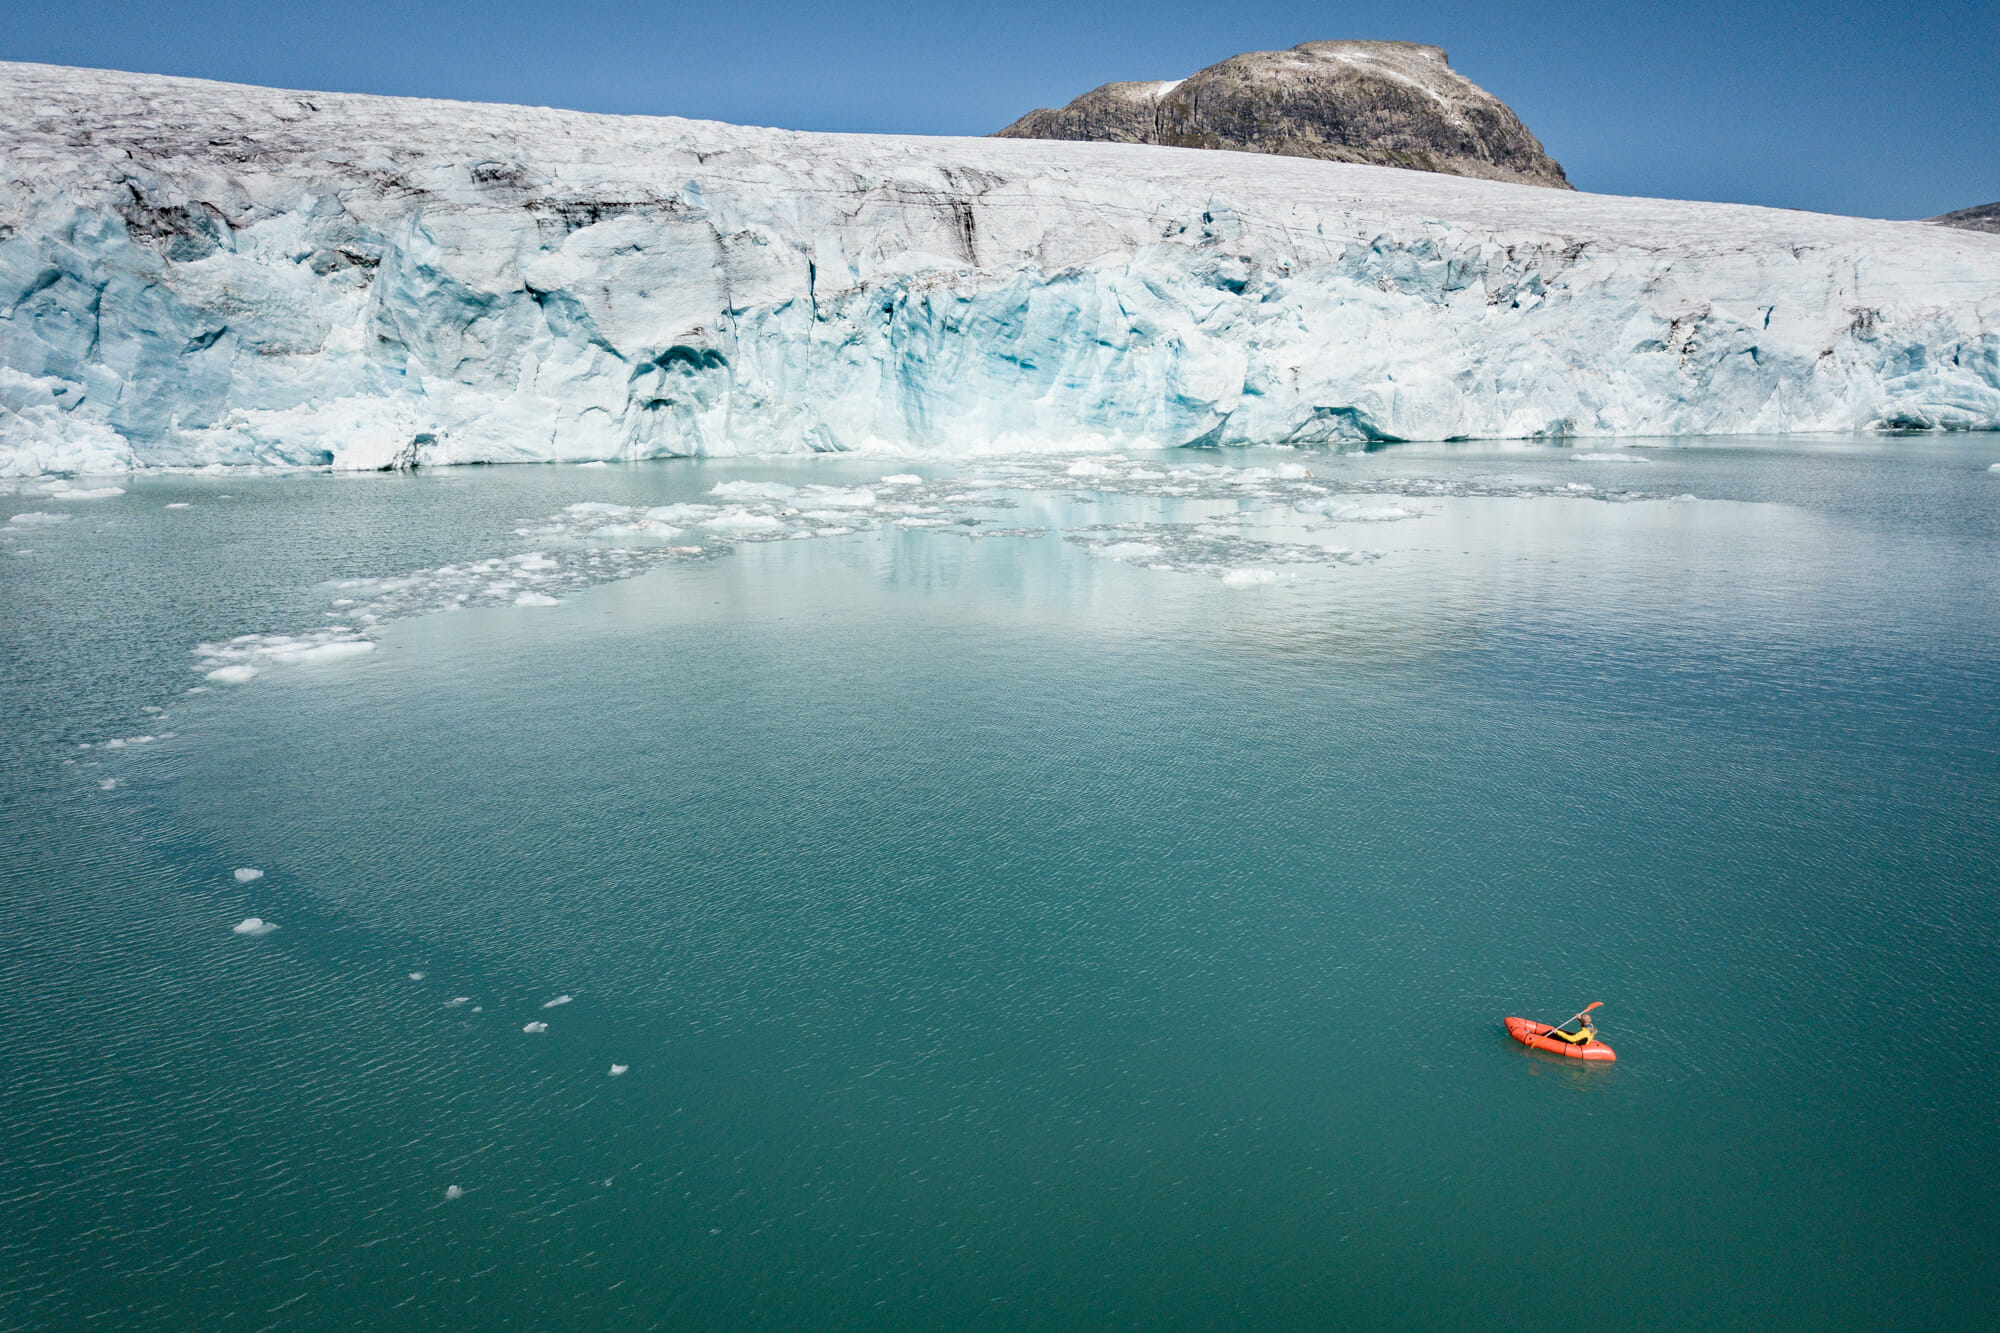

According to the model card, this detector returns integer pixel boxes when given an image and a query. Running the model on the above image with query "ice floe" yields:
[541,995,573,1009]
[445,1184,463,1200]
[1222,568,1288,587]
[193,628,374,681]
[233,867,263,882]
[1572,452,1653,463]
[609,1064,629,1077]
[710,480,798,500]
[7,511,68,526]
[522,1021,548,1034]
[232,917,277,937]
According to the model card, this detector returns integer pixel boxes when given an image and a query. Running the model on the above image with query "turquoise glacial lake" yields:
[3,438,1997,1329]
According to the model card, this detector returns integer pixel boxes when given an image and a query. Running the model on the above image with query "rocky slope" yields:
[995,41,1570,189]
[2,61,1997,475]
[1931,202,2000,234]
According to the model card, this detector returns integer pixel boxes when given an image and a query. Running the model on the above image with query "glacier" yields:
[1,60,1996,476]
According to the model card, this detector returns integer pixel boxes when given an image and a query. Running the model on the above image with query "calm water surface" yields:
[3,438,1997,1330]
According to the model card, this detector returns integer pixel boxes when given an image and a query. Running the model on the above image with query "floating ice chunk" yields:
[408,972,425,981]
[710,480,798,499]
[514,591,561,607]
[609,1064,629,1076]
[268,639,373,666]
[47,486,125,499]
[802,487,876,508]
[880,474,921,485]
[522,1021,548,1034]
[1066,460,1114,477]
[574,460,609,468]
[1572,452,1652,463]
[233,867,263,882]
[164,502,190,509]
[542,994,573,1008]
[1277,463,1314,479]
[206,664,258,683]
[1989,463,2000,472]
[142,705,165,714]
[511,552,559,571]
[564,501,628,515]
[1297,498,1418,521]
[445,996,469,1007]
[1222,568,1284,587]
[98,778,117,790]
[6,511,68,526]
[445,1184,463,1200]
[639,505,712,527]
[1090,540,1163,562]
[704,507,786,530]
[232,917,277,937]
[1566,482,1595,492]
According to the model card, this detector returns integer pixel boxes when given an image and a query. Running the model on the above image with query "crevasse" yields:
[1,61,1996,476]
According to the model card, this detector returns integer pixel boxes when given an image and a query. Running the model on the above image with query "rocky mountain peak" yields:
[995,39,1571,189]
[1929,202,2000,234]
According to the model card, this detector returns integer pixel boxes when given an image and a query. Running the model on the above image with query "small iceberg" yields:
[233,867,264,882]
[445,1184,463,1200]
[609,1064,629,1076]
[232,917,277,937]
[541,994,573,1009]
[522,1021,548,1033]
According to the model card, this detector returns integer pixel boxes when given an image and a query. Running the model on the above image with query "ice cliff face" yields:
[994,40,1572,189]
[1,61,1996,476]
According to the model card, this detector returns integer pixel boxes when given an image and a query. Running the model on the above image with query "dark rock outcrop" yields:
[1930,202,2000,234]
[995,40,1571,189]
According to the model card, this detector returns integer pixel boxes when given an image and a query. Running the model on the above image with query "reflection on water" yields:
[2,436,1998,1331]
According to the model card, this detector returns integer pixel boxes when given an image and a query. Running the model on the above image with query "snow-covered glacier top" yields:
[1,60,1995,474]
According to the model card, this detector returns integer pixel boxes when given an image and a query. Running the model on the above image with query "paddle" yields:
[1544,1000,1602,1042]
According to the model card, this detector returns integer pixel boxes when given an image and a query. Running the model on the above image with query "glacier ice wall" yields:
[2,61,1997,475]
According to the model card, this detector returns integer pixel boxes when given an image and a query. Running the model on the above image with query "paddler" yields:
[1551,1014,1596,1046]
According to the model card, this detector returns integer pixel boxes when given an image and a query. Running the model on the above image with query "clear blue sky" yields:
[6,0,1995,218]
